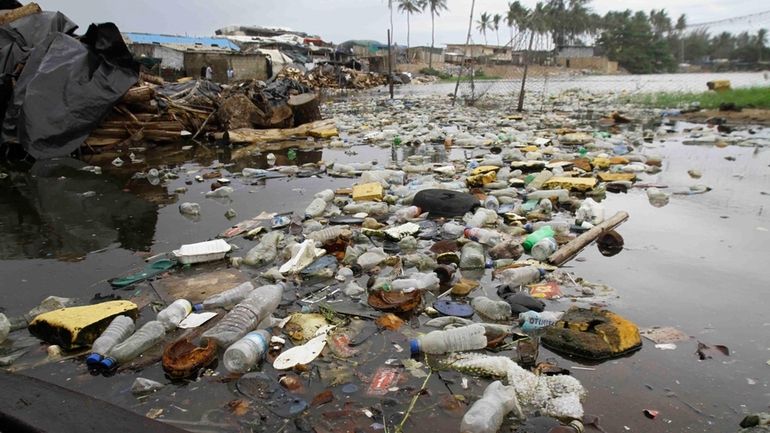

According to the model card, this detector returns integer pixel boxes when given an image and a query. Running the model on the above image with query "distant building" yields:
[444,44,513,65]
[123,33,269,81]
[407,46,444,66]
[555,45,617,73]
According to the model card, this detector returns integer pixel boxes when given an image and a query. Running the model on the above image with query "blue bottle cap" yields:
[99,357,117,370]
[85,353,103,366]
[193,303,204,312]
[538,269,546,278]
[409,339,420,355]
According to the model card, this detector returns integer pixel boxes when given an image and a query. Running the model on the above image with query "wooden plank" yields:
[548,211,629,266]
[0,3,41,26]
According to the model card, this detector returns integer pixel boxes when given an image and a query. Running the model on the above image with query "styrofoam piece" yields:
[173,239,231,264]
[273,325,334,370]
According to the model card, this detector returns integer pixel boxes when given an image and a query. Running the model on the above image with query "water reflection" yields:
[0,158,158,261]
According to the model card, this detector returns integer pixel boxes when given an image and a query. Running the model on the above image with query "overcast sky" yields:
[37,0,769,47]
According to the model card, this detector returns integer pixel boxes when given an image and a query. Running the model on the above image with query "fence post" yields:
[517,30,535,112]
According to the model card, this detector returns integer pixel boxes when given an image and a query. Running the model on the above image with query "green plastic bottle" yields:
[522,226,555,253]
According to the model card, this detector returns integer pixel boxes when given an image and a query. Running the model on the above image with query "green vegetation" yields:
[419,67,451,79]
[625,86,770,109]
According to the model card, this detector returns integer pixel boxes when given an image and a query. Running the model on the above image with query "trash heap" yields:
[277,65,389,90]
[5,90,732,432]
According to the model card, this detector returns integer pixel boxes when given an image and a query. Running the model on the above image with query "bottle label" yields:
[244,332,268,352]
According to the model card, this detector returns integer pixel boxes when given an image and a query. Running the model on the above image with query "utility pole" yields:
[517,30,535,112]
[387,29,394,99]
[453,0,476,106]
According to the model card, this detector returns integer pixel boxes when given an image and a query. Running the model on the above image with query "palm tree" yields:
[477,12,491,45]
[422,0,449,69]
[675,14,687,63]
[398,0,422,55]
[492,13,502,46]
[757,28,768,62]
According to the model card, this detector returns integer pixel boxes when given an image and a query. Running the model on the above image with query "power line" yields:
[686,9,770,28]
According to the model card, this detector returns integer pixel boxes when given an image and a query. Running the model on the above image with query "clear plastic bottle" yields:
[198,281,255,310]
[86,315,135,366]
[459,242,485,269]
[390,272,440,291]
[156,299,194,331]
[488,240,524,260]
[356,247,388,270]
[518,310,563,332]
[646,187,670,207]
[522,226,555,252]
[531,237,558,261]
[410,323,487,355]
[471,296,512,321]
[576,198,604,225]
[464,228,502,246]
[343,202,389,217]
[497,266,543,287]
[202,283,284,347]
[241,231,283,266]
[314,189,335,202]
[460,380,518,433]
[223,329,271,374]
[0,313,9,344]
[100,320,165,369]
[525,220,571,235]
[527,169,553,191]
[307,226,351,243]
[483,195,500,212]
[442,222,466,239]
[467,208,497,228]
[305,197,328,218]
[525,189,569,203]
[394,205,422,222]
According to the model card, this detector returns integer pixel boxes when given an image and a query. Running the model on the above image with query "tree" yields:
[493,13,502,45]
[757,28,767,62]
[398,0,422,54]
[649,9,672,36]
[477,11,491,45]
[597,10,676,73]
[422,0,449,69]
[675,14,686,63]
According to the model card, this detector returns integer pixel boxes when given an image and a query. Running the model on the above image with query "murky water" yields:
[0,98,769,433]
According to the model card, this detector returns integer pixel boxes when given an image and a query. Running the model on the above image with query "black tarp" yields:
[0,8,138,159]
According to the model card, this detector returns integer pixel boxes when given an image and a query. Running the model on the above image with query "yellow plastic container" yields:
[352,182,384,202]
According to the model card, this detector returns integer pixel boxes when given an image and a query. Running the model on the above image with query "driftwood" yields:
[288,93,321,126]
[0,2,41,25]
[119,86,155,104]
[140,72,165,86]
[548,211,629,266]
[229,119,337,159]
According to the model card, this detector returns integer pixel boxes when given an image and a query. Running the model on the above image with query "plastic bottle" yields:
[525,189,569,203]
[100,320,165,369]
[464,228,502,246]
[646,187,670,207]
[460,380,518,433]
[531,237,558,261]
[459,242,485,269]
[471,296,512,321]
[0,313,9,344]
[86,315,135,366]
[394,205,422,222]
[483,195,500,212]
[442,222,466,239]
[179,202,200,216]
[305,197,327,218]
[525,220,571,235]
[242,167,269,177]
[314,189,335,202]
[467,208,497,228]
[527,169,553,191]
[156,299,195,331]
[222,329,271,374]
[390,272,440,291]
[343,202,389,217]
[198,281,255,310]
[202,283,284,347]
[522,226,556,252]
[497,266,543,287]
[518,310,563,332]
[307,226,351,243]
[241,231,283,266]
[410,323,487,355]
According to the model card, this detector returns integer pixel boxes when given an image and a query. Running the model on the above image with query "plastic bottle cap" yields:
[537,269,546,278]
[85,353,103,366]
[193,303,204,312]
[99,357,117,370]
[409,339,420,355]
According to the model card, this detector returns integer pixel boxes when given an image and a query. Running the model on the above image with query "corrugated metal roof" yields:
[123,33,239,51]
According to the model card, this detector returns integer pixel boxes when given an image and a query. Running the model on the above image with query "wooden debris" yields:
[0,2,41,26]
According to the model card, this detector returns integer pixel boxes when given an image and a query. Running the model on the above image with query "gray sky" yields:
[37,0,769,47]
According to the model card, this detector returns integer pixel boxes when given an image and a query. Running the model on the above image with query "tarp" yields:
[0,10,138,159]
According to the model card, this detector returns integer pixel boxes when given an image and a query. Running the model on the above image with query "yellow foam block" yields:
[352,182,383,202]
[309,127,339,139]
[598,172,636,182]
[28,300,138,349]
[543,176,597,192]
[470,165,500,176]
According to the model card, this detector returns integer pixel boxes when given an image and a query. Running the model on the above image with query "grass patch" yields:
[625,86,770,109]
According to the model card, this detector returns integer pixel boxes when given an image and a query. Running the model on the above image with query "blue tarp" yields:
[123,32,239,51]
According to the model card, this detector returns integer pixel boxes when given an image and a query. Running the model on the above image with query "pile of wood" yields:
[84,74,219,149]
[277,66,387,90]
